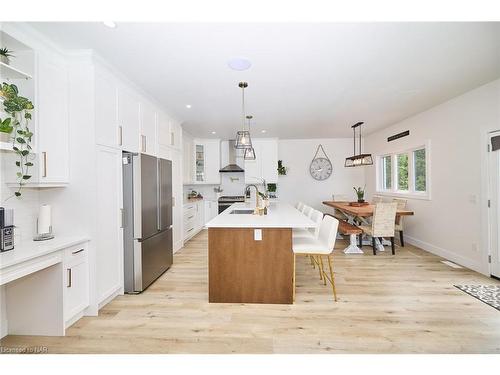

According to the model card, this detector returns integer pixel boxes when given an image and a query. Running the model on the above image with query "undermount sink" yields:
[229,209,255,215]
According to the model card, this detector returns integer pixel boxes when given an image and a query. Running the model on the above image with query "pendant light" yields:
[234,82,253,149]
[344,121,373,167]
[244,115,256,160]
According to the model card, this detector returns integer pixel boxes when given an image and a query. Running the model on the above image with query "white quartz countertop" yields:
[0,235,89,269]
[206,202,316,228]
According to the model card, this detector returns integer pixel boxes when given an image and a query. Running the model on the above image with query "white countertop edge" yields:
[206,202,316,229]
[0,235,90,270]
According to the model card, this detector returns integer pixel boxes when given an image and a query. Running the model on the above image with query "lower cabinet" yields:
[64,244,89,327]
[204,200,218,224]
[183,200,205,241]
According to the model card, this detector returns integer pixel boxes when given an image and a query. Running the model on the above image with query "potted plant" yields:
[0,82,34,199]
[0,48,14,65]
[267,183,277,198]
[277,160,288,176]
[353,186,366,203]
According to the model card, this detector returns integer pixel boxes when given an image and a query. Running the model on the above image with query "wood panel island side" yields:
[205,202,315,304]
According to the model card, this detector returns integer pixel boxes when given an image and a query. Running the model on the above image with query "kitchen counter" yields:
[206,202,315,228]
[0,235,90,269]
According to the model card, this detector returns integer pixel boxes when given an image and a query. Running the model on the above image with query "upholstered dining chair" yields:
[292,215,340,302]
[331,194,350,221]
[393,198,407,247]
[358,202,398,255]
[372,195,384,203]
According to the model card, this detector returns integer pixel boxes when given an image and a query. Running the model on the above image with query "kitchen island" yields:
[205,202,315,304]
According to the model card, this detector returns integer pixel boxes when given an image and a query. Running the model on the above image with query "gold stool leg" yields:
[319,256,326,286]
[327,255,338,302]
[310,254,315,268]
[315,256,323,280]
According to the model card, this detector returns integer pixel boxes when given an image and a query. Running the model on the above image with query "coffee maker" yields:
[0,207,14,252]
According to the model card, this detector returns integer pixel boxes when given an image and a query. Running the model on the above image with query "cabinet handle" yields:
[172,196,175,207]
[170,131,174,146]
[188,215,194,219]
[67,268,72,288]
[42,152,47,177]
[141,135,146,152]
[120,208,124,228]
[187,228,194,232]
[118,125,123,146]
[72,248,85,255]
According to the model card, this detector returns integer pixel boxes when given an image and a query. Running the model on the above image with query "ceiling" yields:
[29,22,500,139]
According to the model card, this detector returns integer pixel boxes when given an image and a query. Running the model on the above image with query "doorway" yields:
[488,131,500,278]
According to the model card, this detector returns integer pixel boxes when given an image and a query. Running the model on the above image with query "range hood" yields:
[219,140,245,173]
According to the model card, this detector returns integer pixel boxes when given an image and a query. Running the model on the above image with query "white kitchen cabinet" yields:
[95,67,119,148]
[183,199,205,241]
[36,52,70,185]
[117,87,140,153]
[95,146,123,304]
[170,120,182,150]
[64,244,89,326]
[245,139,278,184]
[182,130,194,184]
[157,111,170,147]
[193,138,221,185]
[140,100,157,156]
[204,200,218,224]
[171,149,183,251]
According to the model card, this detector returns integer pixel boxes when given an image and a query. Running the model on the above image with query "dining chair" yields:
[292,215,340,302]
[372,195,384,203]
[358,202,398,255]
[296,202,305,211]
[331,194,349,221]
[393,198,407,247]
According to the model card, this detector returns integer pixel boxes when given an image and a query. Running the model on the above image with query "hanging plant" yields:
[277,160,288,176]
[0,82,34,198]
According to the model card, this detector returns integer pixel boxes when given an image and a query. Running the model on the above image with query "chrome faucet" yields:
[245,184,261,208]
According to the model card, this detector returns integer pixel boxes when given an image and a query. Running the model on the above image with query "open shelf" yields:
[0,61,32,80]
[6,182,69,189]
[0,141,14,151]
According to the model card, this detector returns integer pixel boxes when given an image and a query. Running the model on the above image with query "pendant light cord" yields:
[241,85,246,131]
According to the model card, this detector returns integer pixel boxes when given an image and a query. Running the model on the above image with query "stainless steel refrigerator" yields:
[122,152,173,293]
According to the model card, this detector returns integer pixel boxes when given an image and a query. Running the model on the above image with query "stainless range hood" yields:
[219,140,245,173]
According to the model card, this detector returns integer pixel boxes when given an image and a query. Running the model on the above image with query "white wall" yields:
[277,139,365,214]
[364,79,500,275]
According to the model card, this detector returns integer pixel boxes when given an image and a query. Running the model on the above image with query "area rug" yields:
[454,285,500,311]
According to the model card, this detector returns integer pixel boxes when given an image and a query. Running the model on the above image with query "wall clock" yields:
[309,144,333,181]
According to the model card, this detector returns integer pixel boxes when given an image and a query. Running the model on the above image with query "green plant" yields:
[277,160,287,175]
[267,183,277,193]
[0,47,14,58]
[0,82,34,198]
[353,185,366,201]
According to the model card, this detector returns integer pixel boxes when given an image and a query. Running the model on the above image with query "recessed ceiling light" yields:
[185,104,192,109]
[211,131,216,135]
[103,21,116,28]
[261,130,267,133]
[228,57,252,71]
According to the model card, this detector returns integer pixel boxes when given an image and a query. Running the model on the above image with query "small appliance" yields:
[0,207,14,252]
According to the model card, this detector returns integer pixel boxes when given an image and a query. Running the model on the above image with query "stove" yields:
[218,195,245,213]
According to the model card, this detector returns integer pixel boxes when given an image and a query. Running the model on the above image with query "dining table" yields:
[322,200,414,253]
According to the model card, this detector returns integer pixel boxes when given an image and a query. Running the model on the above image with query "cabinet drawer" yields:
[184,211,197,225]
[63,243,87,263]
[184,204,196,216]
[184,225,196,239]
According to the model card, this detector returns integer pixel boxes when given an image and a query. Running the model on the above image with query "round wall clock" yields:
[309,144,333,181]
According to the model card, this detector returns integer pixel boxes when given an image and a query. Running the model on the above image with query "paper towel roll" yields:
[38,204,52,235]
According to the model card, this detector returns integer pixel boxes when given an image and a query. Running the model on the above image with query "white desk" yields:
[0,236,89,338]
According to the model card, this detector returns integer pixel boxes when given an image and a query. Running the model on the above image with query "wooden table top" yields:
[322,201,415,218]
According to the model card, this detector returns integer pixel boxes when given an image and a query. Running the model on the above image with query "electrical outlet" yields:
[254,229,262,241]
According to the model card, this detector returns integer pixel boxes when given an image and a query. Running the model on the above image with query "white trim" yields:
[405,235,484,275]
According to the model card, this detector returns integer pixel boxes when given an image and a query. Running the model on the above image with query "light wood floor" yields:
[2,230,500,354]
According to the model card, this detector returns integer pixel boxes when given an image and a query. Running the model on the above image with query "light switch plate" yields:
[254,229,262,241]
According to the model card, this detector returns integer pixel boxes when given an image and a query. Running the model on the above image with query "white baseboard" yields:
[98,286,122,310]
[405,235,485,275]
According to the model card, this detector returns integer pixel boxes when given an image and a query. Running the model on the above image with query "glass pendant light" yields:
[244,115,256,160]
[234,82,253,149]
[344,121,373,167]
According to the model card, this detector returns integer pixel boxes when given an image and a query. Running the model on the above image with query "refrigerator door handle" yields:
[157,158,161,231]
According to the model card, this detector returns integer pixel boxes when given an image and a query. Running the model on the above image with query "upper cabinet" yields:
[140,100,157,156]
[182,130,194,185]
[94,67,119,148]
[36,53,70,185]
[117,87,140,153]
[158,112,182,150]
[244,139,278,184]
[193,138,221,185]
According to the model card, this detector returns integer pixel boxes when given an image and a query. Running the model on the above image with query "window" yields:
[413,148,426,192]
[397,153,409,191]
[381,155,392,190]
[376,143,430,199]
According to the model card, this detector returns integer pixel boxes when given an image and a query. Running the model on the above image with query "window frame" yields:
[375,141,431,200]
